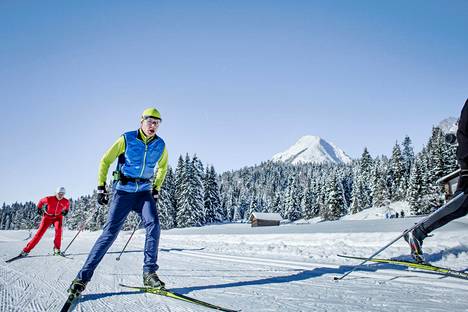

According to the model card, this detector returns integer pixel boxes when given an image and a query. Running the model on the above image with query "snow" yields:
[1,216,467,311]
[250,212,283,221]
[272,135,352,165]
[342,202,412,220]
[438,117,458,134]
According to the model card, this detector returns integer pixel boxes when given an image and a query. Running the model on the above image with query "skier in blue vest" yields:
[67,107,168,296]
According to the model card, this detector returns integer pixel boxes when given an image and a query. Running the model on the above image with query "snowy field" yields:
[0,214,467,312]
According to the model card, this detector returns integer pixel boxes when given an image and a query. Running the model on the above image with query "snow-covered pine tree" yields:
[174,155,186,214]
[408,157,425,215]
[349,173,363,214]
[176,154,205,227]
[301,181,318,219]
[418,147,431,196]
[270,192,282,214]
[443,139,458,174]
[203,165,223,224]
[322,173,344,221]
[424,128,447,211]
[249,196,258,219]
[192,155,206,225]
[402,136,415,178]
[360,148,373,178]
[176,154,193,227]
[158,167,177,229]
[284,175,302,221]
[359,148,373,208]
[371,159,389,207]
[390,142,405,201]
[350,148,373,214]
[231,189,242,221]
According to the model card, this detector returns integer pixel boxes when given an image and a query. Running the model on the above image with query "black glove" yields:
[38,204,47,216]
[62,209,69,216]
[97,185,109,205]
[457,169,468,194]
[152,188,159,202]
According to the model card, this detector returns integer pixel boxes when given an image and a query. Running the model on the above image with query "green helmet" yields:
[141,108,161,120]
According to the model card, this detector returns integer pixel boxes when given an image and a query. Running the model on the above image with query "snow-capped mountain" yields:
[272,135,352,165]
[438,117,458,134]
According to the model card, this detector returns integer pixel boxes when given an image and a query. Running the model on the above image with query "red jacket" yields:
[38,196,70,216]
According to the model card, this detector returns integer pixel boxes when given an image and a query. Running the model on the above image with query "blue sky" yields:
[1,0,467,203]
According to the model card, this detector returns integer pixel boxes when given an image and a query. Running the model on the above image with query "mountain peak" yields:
[438,117,458,134]
[272,135,352,165]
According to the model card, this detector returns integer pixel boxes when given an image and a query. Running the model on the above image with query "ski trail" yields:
[167,249,468,291]
[0,263,63,311]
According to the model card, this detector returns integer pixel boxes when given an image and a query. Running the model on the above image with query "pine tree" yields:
[350,150,373,214]
[402,136,415,178]
[408,158,425,215]
[443,141,458,174]
[228,196,237,221]
[284,175,302,221]
[371,160,389,207]
[360,148,373,179]
[350,175,363,214]
[390,142,405,200]
[159,167,177,229]
[176,154,193,227]
[301,182,317,219]
[174,155,186,213]
[192,155,206,225]
[176,154,205,227]
[322,174,344,220]
[270,193,282,214]
[204,166,223,223]
[359,148,373,208]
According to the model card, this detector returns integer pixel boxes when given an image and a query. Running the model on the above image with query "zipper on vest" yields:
[139,144,148,177]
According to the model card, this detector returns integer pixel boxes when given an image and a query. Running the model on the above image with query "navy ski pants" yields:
[77,190,160,282]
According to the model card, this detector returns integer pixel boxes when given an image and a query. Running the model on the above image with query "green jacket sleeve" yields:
[98,136,126,186]
[153,146,168,191]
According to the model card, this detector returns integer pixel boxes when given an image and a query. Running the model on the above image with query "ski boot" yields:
[53,248,62,256]
[143,272,165,289]
[20,251,29,257]
[404,226,427,263]
[67,279,87,297]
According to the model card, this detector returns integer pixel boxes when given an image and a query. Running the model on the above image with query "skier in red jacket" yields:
[20,187,70,257]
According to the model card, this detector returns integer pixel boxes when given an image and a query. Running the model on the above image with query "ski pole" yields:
[62,210,96,255]
[116,219,142,261]
[334,192,466,281]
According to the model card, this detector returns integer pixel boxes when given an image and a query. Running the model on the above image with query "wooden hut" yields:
[436,169,460,201]
[249,212,282,227]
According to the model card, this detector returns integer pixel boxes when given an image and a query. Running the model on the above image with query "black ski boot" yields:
[404,226,427,263]
[143,272,165,289]
[67,279,87,297]
[53,248,62,256]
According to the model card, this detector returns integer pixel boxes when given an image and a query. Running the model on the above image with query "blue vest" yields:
[115,130,165,192]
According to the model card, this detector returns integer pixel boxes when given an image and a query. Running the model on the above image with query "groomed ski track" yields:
[1,218,467,312]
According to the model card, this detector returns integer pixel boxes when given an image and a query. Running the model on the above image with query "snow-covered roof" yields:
[436,169,460,184]
[250,212,283,221]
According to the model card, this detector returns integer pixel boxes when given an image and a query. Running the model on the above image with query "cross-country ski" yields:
[337,254,468,280]
[119,284,240,312]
